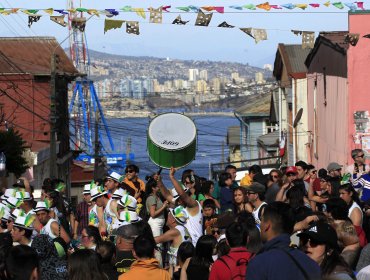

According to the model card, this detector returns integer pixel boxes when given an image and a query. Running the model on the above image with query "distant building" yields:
[263,64,273,71]
[196,80,207,94]
[142,79,154,96]
[164,81,173,92]
[132,80,144,99]
[199,70,208,81]
[189,68,199,82]
[211,78,221,94]
[231,72,240,80]
[255,72,265,84]
[120,79,133,98]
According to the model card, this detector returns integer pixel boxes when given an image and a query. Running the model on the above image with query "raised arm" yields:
[155,174,174,203]
[170,167,197,208]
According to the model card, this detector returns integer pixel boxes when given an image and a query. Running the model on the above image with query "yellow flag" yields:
[323,1,331,7]
[104,18,125,34]
[43,8,54,15]
[295,4,308,10]
[132,8,146,19]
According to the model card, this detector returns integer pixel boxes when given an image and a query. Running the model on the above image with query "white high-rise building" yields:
[199,70,208,81]
[255,72,265,84]
[189,69,199,82]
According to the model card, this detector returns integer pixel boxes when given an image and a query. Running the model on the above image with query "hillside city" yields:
[87,50,274,111]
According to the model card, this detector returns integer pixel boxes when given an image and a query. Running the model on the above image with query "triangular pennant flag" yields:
[23,9,39,15]
[132,8,146,19]
[344,33,360,46]
[195,10,213,26]
[309,4,320,8]
[253,28,268,43]
[162,6,171,12]
[87,9,100,16]
[50,15,67,27]
[149,7,163,24]
[126,21,140,35]
[271,5,283,9]
[189,6,200,12]
[121,6,133,12]
[295,4,308,9]
[240,28,255,39]
[332,2,345,9]
[356,2,365,10]
[229,6,244,10]
[72,18,86,32]
[214,7,225,13]
[28,15,41,27]
[302,31,315,49]
[202,6,216,12]
[105,9,119,17]
[282,3,296,9]
[0,10,13,15]
[243,4,257,10]
[76,8,89,12]
[104,18,124,34]
[172,15,189,25]
[43,8,54,15]
[345,3,357,11]
[257,2,272,11]
[67,9,76,13]
[323,1,331,7]
[292,29,303,35]
[176,7,191,12]
[55,9,68,15]
[218,21,235,28]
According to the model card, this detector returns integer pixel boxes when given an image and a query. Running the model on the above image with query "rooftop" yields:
[0,37,78,76]
[235,92,271,117]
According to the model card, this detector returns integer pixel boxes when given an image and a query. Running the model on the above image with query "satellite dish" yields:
[293,108,303,128]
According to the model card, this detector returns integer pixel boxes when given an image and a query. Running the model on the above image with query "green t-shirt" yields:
[146,194,164,219]
[191,193,206,202]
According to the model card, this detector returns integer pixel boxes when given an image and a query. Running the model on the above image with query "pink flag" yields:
[356,2,365,10]
[270,5,283,9]
[309,3,320,8]
[214,6,225,13]
[162,5,171,12]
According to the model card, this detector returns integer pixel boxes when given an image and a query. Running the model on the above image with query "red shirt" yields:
[209,247,253,280]
[305,177,321,192]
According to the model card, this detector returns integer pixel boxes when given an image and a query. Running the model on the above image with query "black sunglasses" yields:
[357,154,365,158]
[300,236,324,248]
[126,170,135,173]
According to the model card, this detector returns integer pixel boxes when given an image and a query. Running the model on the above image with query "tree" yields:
[0,128,29,176]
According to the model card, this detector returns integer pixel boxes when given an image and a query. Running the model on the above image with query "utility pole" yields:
[50,53,57,178]
[93,111,101,181]
[221,140,225,170]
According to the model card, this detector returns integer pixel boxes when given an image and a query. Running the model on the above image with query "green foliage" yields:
[0,128,29,176]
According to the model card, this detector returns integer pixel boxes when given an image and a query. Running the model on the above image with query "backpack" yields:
[218,253,249,280]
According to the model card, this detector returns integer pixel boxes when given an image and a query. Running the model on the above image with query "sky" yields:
[0,0,352,67]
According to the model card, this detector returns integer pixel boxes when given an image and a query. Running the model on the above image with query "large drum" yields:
[147,113,197,169]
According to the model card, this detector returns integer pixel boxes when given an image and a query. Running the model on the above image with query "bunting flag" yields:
[332,2,345,9]
[55,9,68,15]
[104,18,124,33]
[132,8,146,19]
[271,5,283,9]
[302,31,315,49]
[23,9,39,15]
[323,1,331,7]
[345,3,358,11]
[28,15,41,27]
[309,3,320,7]
[188,6,200,12]
[149,7,163,24]
[121,6,133,12]
[43,8,54,15]
[172,15,189,25]
[344,33,360,46]
[105,9,119,17]
[71,17,86,32]
[282,3,296,9]
[195,10,213,26]
[88,9,100,16]
[240,28,255,39]
[126,21,140,35]
[162,6,171,12]
[243,4,257,9]
[295,4,308,9]
[201,6,225,13]
[253,28,268,43]
[257,2,272,11]
[76,8,88,12]
[229,6,244,10]
[218,21,235,28]
[357,2,365,10]
[176,6,191,12]
[50,15,67,27]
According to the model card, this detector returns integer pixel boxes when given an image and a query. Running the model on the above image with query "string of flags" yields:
[1,3,369,47]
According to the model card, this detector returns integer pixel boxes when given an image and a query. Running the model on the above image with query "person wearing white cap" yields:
[1,188,16,202]
[0,204,11,233]
[157,167,203,247]
[112,188,126,200]
[11,214,35,246]
[155,206,191,269]
[105,171,124,195]
[90,186,119,235]
[117,194,138,213]
[34,201,70,244]
[118,210,141,226]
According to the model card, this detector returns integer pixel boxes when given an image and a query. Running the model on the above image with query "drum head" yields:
[148,113,197,151]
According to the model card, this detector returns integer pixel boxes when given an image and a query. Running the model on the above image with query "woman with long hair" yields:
[233,187,250,213]
[338,184,362,227]
[145,179,168,238]
[219,172,234,213]
[181,235,217,280]
[68,249,107,280]
[201,180,220,210]
[81,225,102,250]
[299,222,355,279]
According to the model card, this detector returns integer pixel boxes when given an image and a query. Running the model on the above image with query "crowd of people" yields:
[3,150,370,279]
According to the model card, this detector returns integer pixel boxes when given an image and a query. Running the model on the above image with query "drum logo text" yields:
[161,140,179,146]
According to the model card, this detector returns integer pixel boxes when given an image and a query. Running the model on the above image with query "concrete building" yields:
[255,72,265,84]
[196,80,207,94]
[199,70,208,81]
[189,68,199,82]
